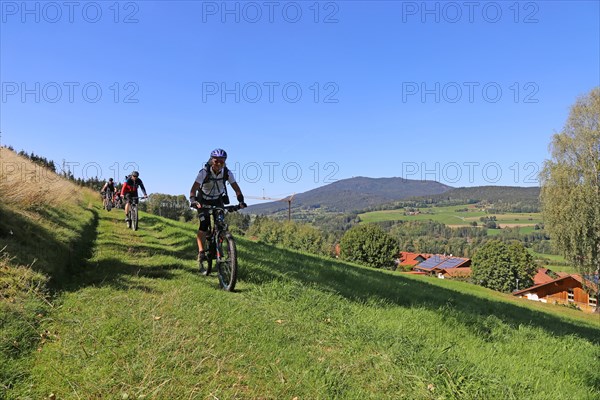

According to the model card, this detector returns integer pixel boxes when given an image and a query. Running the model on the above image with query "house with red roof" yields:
[533,268,558,285]
[434,267,472,280]
[398,252,431,267]
[411,254,472,279]
[513,274,598,313]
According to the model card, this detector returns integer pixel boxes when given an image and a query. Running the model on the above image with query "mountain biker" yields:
[121,171,148,224]
[189,149,246,262]
[100,178,117,209]
[113,183,123,208]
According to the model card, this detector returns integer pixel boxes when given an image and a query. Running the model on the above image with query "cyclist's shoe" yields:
[198,251,211,275]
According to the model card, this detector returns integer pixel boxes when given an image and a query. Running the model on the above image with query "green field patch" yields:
[360,205,541,229]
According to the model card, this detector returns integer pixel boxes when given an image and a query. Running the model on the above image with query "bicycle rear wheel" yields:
[216,231,237,291]
[106,194,112,211]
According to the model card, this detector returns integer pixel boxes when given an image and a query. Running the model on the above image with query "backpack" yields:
[200,162,230,204]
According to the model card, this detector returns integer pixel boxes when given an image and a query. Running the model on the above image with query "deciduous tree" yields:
[340,224,399,269]
[540,87,600,305]
[472,240,536,292]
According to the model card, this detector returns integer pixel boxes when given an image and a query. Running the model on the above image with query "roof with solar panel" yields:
[413,255,471,270]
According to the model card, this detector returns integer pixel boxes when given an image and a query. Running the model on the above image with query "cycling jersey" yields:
[121,176,147,197]
[102,182,115,192]
[194,168,236,201]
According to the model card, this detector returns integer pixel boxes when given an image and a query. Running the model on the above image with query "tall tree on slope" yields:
[540,87,600,310]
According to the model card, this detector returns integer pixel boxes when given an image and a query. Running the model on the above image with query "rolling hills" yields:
[246,176,453,214]
[246,178,541,217]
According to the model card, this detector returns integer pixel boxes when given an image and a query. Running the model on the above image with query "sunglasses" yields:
[213,158,226,165]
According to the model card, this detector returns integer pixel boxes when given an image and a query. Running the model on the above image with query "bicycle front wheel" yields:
[216,232,237,291]
[131,205,138,231]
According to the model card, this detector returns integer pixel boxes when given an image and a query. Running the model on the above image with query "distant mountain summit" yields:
[246,177,453,214]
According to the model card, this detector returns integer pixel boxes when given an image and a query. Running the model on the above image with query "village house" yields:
[513,274,598,313]
[397,252,431,267]
[411,254,472,279]
[532,267,559,285]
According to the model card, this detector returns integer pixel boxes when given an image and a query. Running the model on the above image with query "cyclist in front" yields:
[189,149,246,263]
[100,178,117,210]
[121,171,148,224]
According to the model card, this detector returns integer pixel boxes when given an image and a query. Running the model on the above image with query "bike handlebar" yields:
[191,204,243,213]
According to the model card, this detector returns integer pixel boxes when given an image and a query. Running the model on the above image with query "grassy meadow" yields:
[358,205,542,229]
[2,150,599,399]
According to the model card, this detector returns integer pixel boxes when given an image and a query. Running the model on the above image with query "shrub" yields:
[340,224,399,269]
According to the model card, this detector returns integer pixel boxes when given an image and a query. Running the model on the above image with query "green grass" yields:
[0,190,98,396]
[359,205,542,229]
[3,202,599,399]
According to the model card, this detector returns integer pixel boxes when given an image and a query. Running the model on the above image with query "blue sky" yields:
[1,1,599,204]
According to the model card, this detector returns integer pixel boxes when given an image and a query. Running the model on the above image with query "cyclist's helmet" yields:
[131,171,139,177]
[109,178,113,182]
[210,148,227,159]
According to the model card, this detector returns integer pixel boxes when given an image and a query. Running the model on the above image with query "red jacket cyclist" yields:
[121,171,148,223]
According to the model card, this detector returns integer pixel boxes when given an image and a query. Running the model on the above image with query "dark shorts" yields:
[124,192,139,204]
[197,198,224,232]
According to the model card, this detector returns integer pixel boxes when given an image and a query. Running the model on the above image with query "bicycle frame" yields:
[195,204,241,291]
[126,196,140,231]
[103,191,114,211]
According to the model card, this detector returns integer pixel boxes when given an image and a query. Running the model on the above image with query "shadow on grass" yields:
[60,210,200,292]
[62,256,187,292]
[239,240,600,345]
[0,203,98,286]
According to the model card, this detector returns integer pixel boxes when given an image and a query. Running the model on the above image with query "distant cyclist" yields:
[100,178,117,209]
[121,171,148,224]
[189,149,246,262]
[113,183,123,208]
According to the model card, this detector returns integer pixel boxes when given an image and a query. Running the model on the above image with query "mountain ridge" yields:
[246,176,453,214]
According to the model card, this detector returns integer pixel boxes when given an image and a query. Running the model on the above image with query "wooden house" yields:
[513,274,598,313]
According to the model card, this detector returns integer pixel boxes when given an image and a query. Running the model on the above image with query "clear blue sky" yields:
[2,1,599,204]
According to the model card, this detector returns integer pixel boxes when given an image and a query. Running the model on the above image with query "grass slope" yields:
[0,149,98,396]
[4,204,600,399]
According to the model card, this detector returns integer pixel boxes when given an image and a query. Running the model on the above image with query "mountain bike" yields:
[195,204,241,291]
[114,194,123,209]
[125,196,141,231]
[103,191,114,211]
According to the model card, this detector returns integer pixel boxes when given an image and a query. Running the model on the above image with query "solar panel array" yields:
[415,256,468,270]
[414,255,446,270]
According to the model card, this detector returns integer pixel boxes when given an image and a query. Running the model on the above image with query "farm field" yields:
[359,205,542,228]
